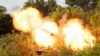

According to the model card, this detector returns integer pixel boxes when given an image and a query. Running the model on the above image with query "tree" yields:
[0,5,7,13]
[0,5,13,35]
[24,0,58,17]
[96,0,100,11]
[0,14,13,35]
[65,0,99,11]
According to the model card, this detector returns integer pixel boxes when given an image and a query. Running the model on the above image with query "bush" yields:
[0,32,36,56]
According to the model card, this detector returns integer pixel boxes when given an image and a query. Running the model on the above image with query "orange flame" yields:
[12,7,42,32]
[12,7,96,51]
[62,19,96,51]
[12,7,58,48]
[32,21,58,48]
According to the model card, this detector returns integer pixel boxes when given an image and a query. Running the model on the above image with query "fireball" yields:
[11,7,96,51]
[12,7,42,32]
[12,7,58,48]
[62,19,96,51]
[33,21,58,48]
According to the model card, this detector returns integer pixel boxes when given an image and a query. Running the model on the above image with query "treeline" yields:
[0,0,100,36]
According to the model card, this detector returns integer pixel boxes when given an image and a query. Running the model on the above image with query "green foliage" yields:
[49,7,65,22]
[0,5,13,35]
[24,0,58,16]
[0,14,13,35]
[50,7,85,24]
[0,5,7,13]
[0,29,100,56]
[96,0,100,11]
[65,0,99,11]
[73,40,100,56]
[58,47,74,56]
[0,32,37,56]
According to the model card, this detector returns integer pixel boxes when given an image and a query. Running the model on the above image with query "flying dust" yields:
[11,7,96,51]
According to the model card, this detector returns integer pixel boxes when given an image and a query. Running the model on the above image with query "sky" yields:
[0,0,66,13]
